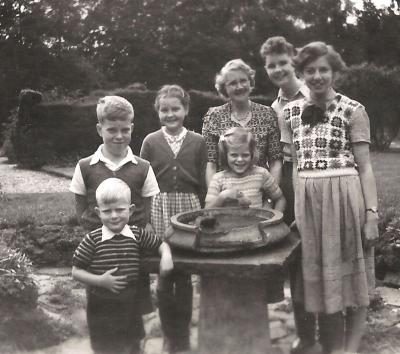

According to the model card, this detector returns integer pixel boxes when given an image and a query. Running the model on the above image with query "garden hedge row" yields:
[8,88,273,168]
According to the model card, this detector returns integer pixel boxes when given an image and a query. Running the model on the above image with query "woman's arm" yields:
[353,142,379,246]
[269,159,283,185]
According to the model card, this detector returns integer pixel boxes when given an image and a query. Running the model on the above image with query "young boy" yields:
[72,178,173,354]
[70,95,160,314]
[260,36,315,354]
[69,95,160,231]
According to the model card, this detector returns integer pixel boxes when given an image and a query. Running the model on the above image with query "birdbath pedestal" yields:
[141,231,299,354]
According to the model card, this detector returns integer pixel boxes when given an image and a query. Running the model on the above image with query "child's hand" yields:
[237,195,251,207]
[160,253,174,277]
[100,267,128,293]
[363,217,379,248]
[220,188,240,201]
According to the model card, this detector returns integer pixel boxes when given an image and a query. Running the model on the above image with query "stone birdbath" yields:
[142,207,299,354]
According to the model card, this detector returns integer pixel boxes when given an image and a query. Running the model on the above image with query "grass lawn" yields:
[0,151,398,228]
[370,151,400,221]
[0,192,75,227]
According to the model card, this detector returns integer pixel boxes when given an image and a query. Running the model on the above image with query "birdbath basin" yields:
[166,207,290,253]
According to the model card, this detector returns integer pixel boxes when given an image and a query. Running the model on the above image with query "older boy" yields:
[70,95,160,314]
[72,178,173,354]
[260,36,315,354]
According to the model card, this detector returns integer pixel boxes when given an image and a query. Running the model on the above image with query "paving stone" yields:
[377,286,400,307]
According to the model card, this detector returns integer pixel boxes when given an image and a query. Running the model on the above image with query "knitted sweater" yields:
[140,129,207,203]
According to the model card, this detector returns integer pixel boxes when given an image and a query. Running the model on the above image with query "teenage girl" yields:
[205,127,285,212]
[140,85,207,353]
[283,42,379,354]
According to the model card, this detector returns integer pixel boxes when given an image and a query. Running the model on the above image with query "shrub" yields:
[336,64,400,150]
[0,248,38,314]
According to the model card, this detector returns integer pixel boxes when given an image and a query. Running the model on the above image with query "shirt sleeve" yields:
[261,169,283,201]
[140,135,151,161]
[69,163,86,195]
[139,228,163,251]
[349,106,371,144]
[141,165,160,197]
[281,107,293,145]
[202,108,219,163]
[72,233,95,269]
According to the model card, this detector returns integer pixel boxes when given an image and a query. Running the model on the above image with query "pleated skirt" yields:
[294,172,375,314]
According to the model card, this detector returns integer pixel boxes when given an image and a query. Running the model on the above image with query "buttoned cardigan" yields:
[140,129,207,203]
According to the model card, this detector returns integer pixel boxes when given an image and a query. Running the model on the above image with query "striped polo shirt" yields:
[73,225,162,299]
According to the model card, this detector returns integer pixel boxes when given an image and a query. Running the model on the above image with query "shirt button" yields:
[173,166,177,171]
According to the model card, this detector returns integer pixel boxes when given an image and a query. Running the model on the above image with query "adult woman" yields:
[283,42,378,354]
[202,59,282,186]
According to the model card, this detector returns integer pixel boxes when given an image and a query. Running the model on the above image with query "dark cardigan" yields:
[140,129,207,205]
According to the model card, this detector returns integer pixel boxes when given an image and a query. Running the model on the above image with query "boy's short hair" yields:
[260,36,296,60]
[96,178,131,205]
[96,96,134,123]
[218,127,258,170]
[154,84,190,112]
[215,59,255,98]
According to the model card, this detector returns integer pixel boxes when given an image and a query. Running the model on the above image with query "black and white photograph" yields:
[0,0,399,353]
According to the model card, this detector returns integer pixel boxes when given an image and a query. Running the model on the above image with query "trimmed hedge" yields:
[336,64,400,150]
[8,88,273,167]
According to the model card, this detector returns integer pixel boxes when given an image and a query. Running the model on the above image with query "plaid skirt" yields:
[151,192,201,239]
[294,172,375,314]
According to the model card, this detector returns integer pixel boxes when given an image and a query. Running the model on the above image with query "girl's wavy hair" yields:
[293,41,347,74]
[218,127,258,170]
[214,59,255,98]
[154,84,190,112]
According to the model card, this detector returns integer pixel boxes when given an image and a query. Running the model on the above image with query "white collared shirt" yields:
[272,83,309,161]
[69,145,159,197]
[100,224,136,242]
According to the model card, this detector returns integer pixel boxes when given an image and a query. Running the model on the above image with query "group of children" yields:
[70,83,283,354]
[70,35,378,354]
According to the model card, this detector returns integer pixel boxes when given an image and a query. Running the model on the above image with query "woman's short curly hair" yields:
[218,127,258,171]
[215,59,255,98]
[259,36,296,59]
[293,41,347,74]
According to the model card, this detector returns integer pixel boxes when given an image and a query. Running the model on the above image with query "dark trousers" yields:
[87,290,144,354]
[281,161,295,226]
[157,271,193,351]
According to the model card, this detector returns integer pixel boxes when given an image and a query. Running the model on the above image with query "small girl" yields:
[140,85,207,353]
[205,127,286,212]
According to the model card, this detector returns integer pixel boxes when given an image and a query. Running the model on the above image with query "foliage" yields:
[336,64,400,150]
[7,87,226,166]
[0,192,75,228]
[0,248,38,314]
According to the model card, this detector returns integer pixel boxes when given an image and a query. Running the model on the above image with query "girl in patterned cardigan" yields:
[205,127,286,212]
[283,42,379,354]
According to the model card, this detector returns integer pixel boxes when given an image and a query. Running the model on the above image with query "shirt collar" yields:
[90,144,138,166]
[306,88,337,109]
[101,224,136,242]
[162,126,187,141]
[277,82,309,103]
